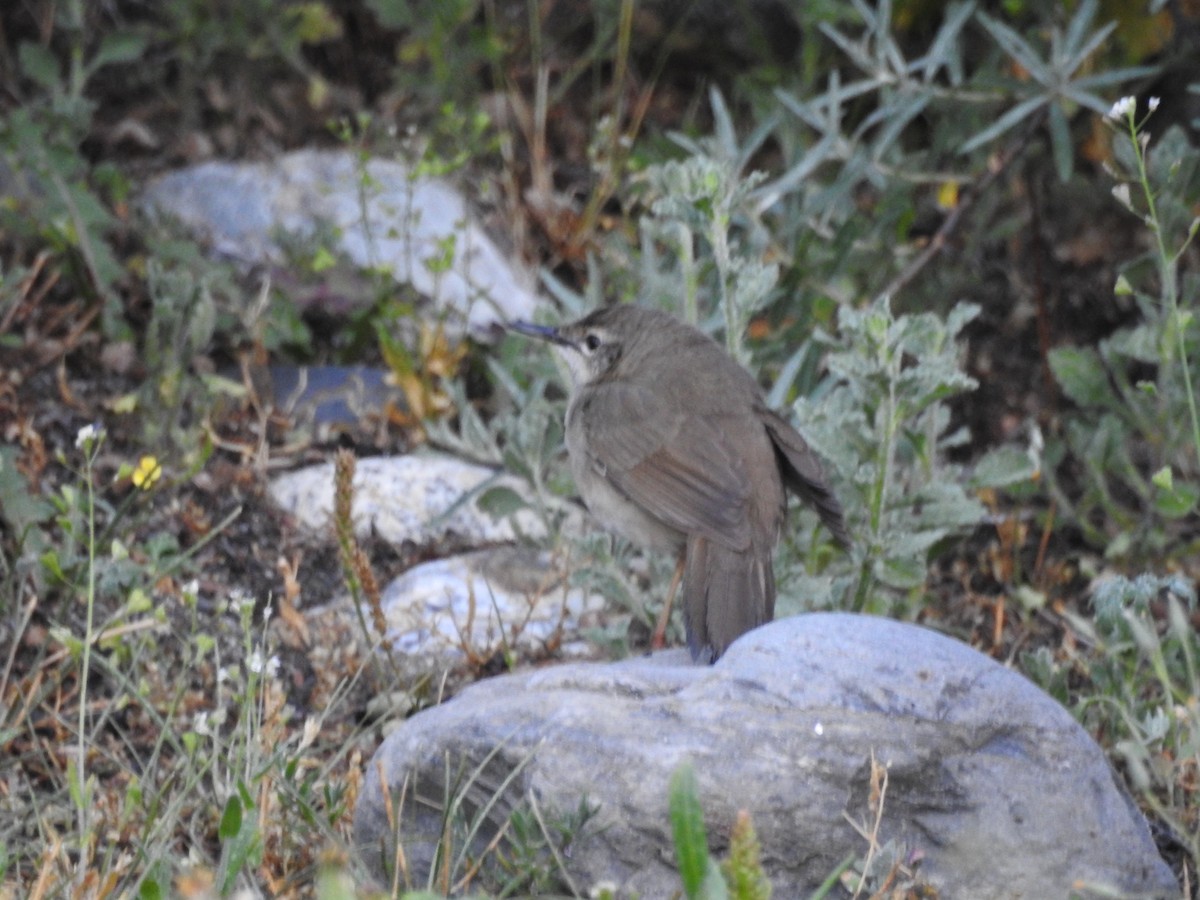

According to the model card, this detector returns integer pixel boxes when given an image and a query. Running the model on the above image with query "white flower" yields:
[74,423,102,448]
[1108,96,1136,120]
[230,587,255,614]
[1148,97,1160,112]
[194,711,211,736]
[248,649,280,677]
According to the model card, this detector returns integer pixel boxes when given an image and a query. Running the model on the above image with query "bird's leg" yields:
[651,552,686,650]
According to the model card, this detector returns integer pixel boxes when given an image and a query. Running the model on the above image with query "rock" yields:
[379,547,606,660]
[353,613,1177,899]
[140,149,538,337]
[244,364,405,439]
[269,453,545,546]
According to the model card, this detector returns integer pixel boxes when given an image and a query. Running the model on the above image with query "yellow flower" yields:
[132,455,162,490]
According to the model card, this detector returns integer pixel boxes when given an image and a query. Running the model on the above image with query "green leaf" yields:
[1048,102,1073,182]
[90,32,148,70]
[876,554,928,590]
[17,41,61,90]
[670,762,712,899]
[971,445,1038,489]
[1061,0,1100,64]
[1154,478,1199,519]
[218,794,243,839]
[475,485,528,520]
[40,549,67,583]
[960,94,1046,155]
[1048,346,1111,408]
[974,11,1050,82]
[0,445,54,534]
[699,860,731,900]
[218,787,263,895]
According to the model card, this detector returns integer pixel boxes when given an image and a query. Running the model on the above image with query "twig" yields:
[875,110,1047,303]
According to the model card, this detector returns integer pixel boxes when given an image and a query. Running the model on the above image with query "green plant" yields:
[788,296,1032,614]
[670,762,731,900]
[641,145,778,367]
[1026,572,1199,888]
[153,0,342,125]
[0,419,362,894]
[378,747,598,897]
[365,0,496,111]
[744,0,1156,322]
[1043,99,1200,556]
[0,4,146,338]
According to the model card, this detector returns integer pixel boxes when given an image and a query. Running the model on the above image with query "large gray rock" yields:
[354,613,1176,899]
[378,548,606,660]
[140,149,538,337]
[270,453,545,546]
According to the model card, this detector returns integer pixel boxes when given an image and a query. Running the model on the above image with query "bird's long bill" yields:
[507,320,571,347]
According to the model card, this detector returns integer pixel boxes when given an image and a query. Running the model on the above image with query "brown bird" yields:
[509,305,849,662]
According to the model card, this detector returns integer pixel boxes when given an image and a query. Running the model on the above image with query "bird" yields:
[509,305,849,662]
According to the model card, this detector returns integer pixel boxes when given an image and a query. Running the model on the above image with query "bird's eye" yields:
[584,333,602,352]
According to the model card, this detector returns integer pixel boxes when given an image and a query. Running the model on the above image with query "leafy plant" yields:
[787,296,1031,614]
[1027,572,1199,886]
[0,423,356,895]
[754,0,1156,319]
[964,0,1156,180]
[669,761,737,900]
[152,0,342,120]
[0,8,145,337]
[1043,101,1200,556]
[640,145,777,367]
[378,747,598,897]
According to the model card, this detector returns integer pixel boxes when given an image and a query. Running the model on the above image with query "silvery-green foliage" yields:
[1025,572,1199,865]
[787,296,987,612]
[642,151,776,366]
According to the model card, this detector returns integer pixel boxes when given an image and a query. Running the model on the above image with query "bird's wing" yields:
[759,407,851,548]
[573,381,753,550]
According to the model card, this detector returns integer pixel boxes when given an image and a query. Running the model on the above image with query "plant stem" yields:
[76,445,97,886]
[1128,107,1200,475]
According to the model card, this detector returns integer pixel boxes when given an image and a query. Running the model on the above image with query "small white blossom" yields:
[1148,96,1160,112]
[1108,96,1136,120]
[194,711,211,736]
[230,587,254,614]
[1111,183,1132,210]
[248,649,280,677]
[217,666,231,683]
[261,603,273,624]
[74,423,103,448]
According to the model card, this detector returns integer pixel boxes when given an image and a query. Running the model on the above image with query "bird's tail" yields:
[682,534,775,663]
